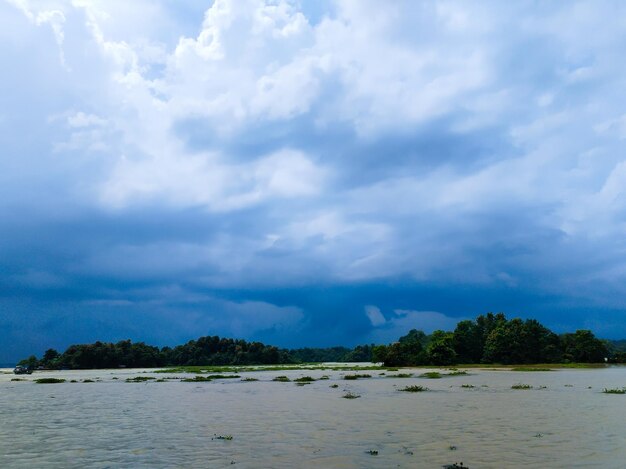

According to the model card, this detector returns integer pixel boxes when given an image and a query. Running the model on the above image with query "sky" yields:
[2,0,626,363]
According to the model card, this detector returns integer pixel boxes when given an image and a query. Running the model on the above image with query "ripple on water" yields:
[0,367,625,468]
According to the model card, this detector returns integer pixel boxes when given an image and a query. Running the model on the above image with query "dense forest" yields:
[18,312,626,369]
[372,313,625,366]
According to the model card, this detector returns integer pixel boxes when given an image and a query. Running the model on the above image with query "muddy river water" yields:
[1,366,625,468]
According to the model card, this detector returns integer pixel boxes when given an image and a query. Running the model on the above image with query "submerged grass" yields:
[342,391,361,399]
[155,364,388,374]
[419,372,442,379]
[602,387,626,394]
[34,378,65,384]
[512,367,553,372]
[181,376,214,382]
[386,373,413,378]
[399,385,428,392]
[511,383,533,390]
[294,376,316,382]
[272,376,290,382]
[125,376,155,382]
[343,374,372,380]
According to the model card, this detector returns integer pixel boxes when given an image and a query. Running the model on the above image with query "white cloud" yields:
[364,305,386,326]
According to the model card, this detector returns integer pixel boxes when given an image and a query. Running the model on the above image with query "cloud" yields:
[364,305,386,326]
[2,0,626,361]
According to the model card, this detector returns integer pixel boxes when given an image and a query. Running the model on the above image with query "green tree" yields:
[561,330,607,363]
[425,330,457,366]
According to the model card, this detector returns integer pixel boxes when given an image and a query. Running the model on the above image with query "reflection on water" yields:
[1,367,625,468]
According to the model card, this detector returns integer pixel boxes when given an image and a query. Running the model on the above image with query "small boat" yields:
[13,365,33,375]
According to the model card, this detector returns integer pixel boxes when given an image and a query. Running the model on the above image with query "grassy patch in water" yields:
[343,374,371,380]
[34,378,66,384]
[399,385,428,392]
[212,434,233,441]
[82,379,95,383]
[460,384,475,388]
[125,376,156,382]
[386,373,413,378]
[272,376,291,382]
[294,376,316,382]
[512,367,553,372]
[602,387,626,394]
[329,384,339,388]
[511,383,533,390]
[342,391,361,399]
[181,376,214,382]
[419,372,442,379]
[241,377,258,382]
[11,378,26,381]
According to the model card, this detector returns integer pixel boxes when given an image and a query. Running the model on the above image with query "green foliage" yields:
[273,376,291,382]
[125,376,156,382]
[425,331,457,365]
[511,383,533,389]
[602,388,626,394]
[343,374,371,380]
[294,376,315,382]
[399,385,428,392]
[341,391,360,399]
[181,376,214,382]
[561,330,608,363]
[419,372,442,379]
[34,378,65,384]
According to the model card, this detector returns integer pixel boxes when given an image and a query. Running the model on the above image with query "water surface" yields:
[1,366,624,468]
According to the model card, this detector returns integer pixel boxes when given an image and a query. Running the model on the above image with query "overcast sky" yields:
[2,0,626,362]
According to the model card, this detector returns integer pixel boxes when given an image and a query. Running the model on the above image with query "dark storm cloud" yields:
[2,0,626,362]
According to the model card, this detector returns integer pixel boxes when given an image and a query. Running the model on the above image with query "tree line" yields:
[372,313,624,366]
[18,312,626,369]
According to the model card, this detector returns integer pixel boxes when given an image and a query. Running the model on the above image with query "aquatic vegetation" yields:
[443,463,468,469]
[34,378,66,384]
[399,385,428,392]
[512,367,553,372]
[294,376,316,382]
[82,379,95,383]
[449,445,457,451]
[419,372,442,379]
[564,384,574,387]
[273,376,291,382]
[329,384,339,388]
[241,377,258,382]
[343,374,371,380]
[602,387,626,394]
[365,450,378,455]
[10,378,25,381]
[180,376,219,382]
[386,373,413,378]
[460,384,475,388]
[212,434,233,441]
[112,377,119,380]
[511,383,533,390]
[446,370,468,376]
[125,376,156,382]
[342,391,361,399]
[319,375,330,380]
